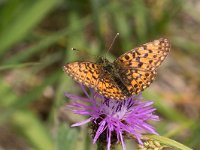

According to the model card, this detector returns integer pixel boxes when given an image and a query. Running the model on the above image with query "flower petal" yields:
[66,85,159,148]
[71,117,92,127]
[119,131,126,150]
[93,120,107,143]
[107,129,111,150]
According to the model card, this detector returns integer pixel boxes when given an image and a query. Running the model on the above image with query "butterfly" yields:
[63,38,170,100]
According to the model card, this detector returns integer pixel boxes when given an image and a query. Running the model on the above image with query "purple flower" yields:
[65,85,159,150]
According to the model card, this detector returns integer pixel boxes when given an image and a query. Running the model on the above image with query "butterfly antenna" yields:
[71,47,98,59]
[105,33,119,57]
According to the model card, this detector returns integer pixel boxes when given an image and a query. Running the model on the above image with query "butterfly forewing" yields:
[63,62,101,88]
[114,38,170,95]
[114,38,170,71]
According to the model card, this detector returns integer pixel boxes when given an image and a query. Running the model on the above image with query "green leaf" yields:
[57,124,79,150]
[145,134,193,150]
[12,110,54,150]
[0,0,59,55]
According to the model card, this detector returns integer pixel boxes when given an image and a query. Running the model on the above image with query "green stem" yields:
[84,132,91,150]
[97,142,105,150]
[144,134,193,150]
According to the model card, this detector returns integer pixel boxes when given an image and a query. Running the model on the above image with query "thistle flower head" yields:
[65,85,159,150]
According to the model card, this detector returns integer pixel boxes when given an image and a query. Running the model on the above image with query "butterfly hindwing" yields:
[96,72,127,100]
[116,68,157,94]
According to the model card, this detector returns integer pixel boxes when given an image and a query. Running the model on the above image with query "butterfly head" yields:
[97,57,114,73]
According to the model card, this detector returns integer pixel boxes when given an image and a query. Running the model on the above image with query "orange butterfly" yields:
[63,38,170,100]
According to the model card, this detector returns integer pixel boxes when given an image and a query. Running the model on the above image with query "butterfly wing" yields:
[114,38,170,94]
[115,68,157,94]
[97,70,127,100]
[63,62,126,100]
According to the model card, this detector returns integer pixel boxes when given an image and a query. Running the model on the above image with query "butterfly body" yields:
[63,38,170,100]
[98,57,132,97]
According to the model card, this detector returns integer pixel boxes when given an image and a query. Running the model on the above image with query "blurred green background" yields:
[0,0,200,150]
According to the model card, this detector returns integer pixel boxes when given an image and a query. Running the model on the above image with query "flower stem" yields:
[97,142,105,150]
